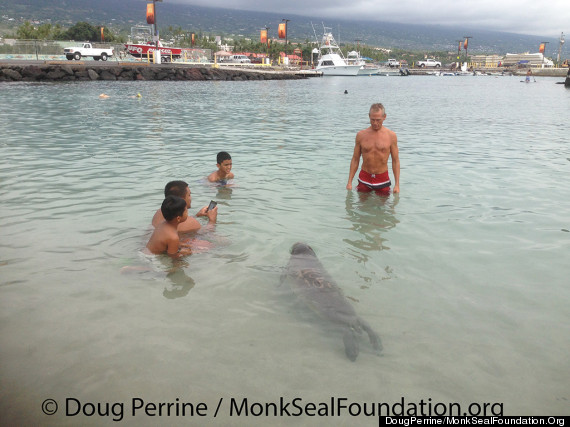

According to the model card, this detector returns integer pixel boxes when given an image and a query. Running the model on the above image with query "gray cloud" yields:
[167,0,568,37]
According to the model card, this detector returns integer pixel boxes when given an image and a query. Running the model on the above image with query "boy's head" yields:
[216,151,232,176]
[216,151,231,165]
[164,180,191,208]
[161,196,188,222]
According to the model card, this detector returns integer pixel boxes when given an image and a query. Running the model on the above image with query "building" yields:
[470,54,502,68]
[501,52,554,68]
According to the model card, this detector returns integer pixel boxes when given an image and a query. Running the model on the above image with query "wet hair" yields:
[161,196,187,221]
[369,103,386,115]
[164,180,188,198]
[217,151,232,165]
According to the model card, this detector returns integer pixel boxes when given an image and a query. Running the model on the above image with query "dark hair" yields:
[164,180,188,198]
[217,151,231,164]
[161,196,187,221]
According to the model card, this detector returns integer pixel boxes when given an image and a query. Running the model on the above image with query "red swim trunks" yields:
[356,170,391,195]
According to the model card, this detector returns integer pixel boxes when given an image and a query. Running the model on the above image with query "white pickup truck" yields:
[387,58,400,67]
[64,43,114,61]
[416,58,441,68]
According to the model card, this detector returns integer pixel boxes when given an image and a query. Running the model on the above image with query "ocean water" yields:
[0,74,569,425]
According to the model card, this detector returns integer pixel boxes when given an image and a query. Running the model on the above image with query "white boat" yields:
[375,65,405,76]
[346,50,380,76]
[315,30,361,76]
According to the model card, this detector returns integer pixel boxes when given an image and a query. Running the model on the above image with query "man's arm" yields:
[346,134,362,190]
[390,133,400,193]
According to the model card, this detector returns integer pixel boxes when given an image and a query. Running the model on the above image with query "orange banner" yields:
[191,33,195,46]
[101,27,104,42]
[260,29,267,44]
[463,38,468,50]
[458,41,462,51]
[146,3,155,25]
[539,43,545,53]
[278,23,286,39]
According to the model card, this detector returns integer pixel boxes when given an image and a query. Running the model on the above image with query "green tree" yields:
[64,21,98,41]
[16,21,37,39]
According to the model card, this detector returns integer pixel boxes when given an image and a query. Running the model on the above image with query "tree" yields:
[16,22,36,39]
[64,21,98,41]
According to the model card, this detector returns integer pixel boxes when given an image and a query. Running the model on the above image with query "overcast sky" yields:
[168,0,568,38]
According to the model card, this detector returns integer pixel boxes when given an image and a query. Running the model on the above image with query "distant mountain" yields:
[0,0,562,55]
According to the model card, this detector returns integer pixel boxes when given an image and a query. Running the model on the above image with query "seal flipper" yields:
[343,328,360,361]
[359,318,382,353]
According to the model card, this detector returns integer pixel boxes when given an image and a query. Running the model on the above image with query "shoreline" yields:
[1,60,567,82]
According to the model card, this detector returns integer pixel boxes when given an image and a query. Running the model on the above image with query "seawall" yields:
[0,61,309,82]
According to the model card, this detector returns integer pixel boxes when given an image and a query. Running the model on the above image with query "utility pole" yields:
[556,33,565,66]
[456,40,463,68]
[282,19,290,53]
[463,36,472,66]
[149,0,163,64]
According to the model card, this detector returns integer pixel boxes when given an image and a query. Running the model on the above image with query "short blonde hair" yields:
[369,103,385,114]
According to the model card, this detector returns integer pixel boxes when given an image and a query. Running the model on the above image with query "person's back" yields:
[152,180,216,233]
[146,196,191,256]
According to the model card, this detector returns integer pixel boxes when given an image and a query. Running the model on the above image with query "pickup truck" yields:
[64,43,114,61]
[417,58,441,68]
[387,58,400,67]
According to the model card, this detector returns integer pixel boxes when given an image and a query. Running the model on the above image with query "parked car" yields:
[417,58,441,68]
[229,55,251,63]
[63,43,114,61]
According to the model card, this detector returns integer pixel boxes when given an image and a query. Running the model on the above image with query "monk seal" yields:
[280,242,382,361]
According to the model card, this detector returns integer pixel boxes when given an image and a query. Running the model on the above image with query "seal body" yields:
[280,242,382,361]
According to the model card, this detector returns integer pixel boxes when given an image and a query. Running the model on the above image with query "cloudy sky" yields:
[168,0,568,38]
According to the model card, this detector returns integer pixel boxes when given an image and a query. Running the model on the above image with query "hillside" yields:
[0,0,563,55]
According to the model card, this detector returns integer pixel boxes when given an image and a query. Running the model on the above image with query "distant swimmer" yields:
[347,103,400,195]
[99,93,109,98]
[344,90,348,94]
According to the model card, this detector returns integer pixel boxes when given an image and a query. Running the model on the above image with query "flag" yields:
[146,3,155,25]
[101,27,104,42]
[278,23,286,39]
[191,33,195,46]
[539,43,545,53]
[464,38,468,50]
[458,41,462,51]
[260,29,267,44]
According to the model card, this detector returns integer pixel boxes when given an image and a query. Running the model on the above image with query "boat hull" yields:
[124,44,183,60]
[316,65,361,76]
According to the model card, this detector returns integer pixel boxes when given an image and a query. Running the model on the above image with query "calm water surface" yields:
[1,74,569,425]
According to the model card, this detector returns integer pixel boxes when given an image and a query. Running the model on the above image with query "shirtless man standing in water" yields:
[346,103,400,195]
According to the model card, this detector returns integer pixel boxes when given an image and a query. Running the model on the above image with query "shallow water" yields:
[1,75,569,425]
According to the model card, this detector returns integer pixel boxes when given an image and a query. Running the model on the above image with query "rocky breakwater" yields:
[0,62,306,82]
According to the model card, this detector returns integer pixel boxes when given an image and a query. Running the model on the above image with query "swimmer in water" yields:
[207,151,234,184]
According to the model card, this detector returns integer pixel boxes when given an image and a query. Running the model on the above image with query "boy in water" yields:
[207,151,234,184]
[152,180,217,233]
[146,196,192,257]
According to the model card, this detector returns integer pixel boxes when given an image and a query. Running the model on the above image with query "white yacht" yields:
[315,30,361,76]
[346,50,380,76]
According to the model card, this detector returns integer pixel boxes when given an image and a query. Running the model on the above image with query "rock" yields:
[87,69,99,80]
[1,68,22,81]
